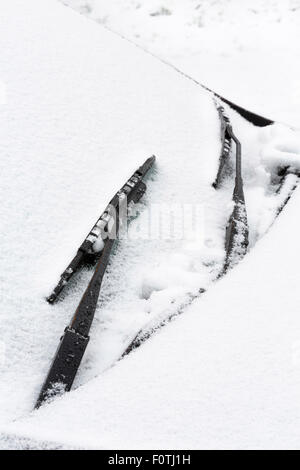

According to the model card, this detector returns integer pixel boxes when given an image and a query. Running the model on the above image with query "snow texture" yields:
[0,0,300,450]
[0,0,219,429]
[62,0,300,126]
[3,184,300,450]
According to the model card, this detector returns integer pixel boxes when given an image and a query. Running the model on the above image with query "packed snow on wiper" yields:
[0,0,300,450]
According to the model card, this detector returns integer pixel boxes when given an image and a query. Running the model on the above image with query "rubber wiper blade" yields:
[36,236,115,409]
[213,105,232,189]
[213,104,249,273]
[47,155,155,304]
[36,156,156,408]
[223,126,249,272]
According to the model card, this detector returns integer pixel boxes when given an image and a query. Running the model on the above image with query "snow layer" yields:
[3,183,300,450]
[0,0,220,427]
[62,0,300,126]
[1,0,300,450]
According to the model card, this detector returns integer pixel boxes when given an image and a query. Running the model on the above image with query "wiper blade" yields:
[223,125,249,272]
[47,156,155,303]
[36,156,156,408]
[213,104,249,272]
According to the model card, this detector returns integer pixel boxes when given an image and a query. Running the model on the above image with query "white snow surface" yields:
[62,0,300,126]
[0,0,220,428]
[1,0,300,450]
[3,184,300,450]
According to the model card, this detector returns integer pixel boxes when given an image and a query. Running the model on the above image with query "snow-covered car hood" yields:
[0,0,300,450]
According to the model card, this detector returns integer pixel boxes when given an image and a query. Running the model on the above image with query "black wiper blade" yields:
[36,236,116,409]
[213,105,232,189]
[36,156,156,408]
[223,125,249,272]
[213,104,249,273]
[47,156,155,304]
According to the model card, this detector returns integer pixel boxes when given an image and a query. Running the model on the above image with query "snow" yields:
[62,0,300,126]
[0,0,220,428]
[3,183,300,450]
[1,0,300,450]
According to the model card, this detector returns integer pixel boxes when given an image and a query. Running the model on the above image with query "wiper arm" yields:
[36,156,156,408]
